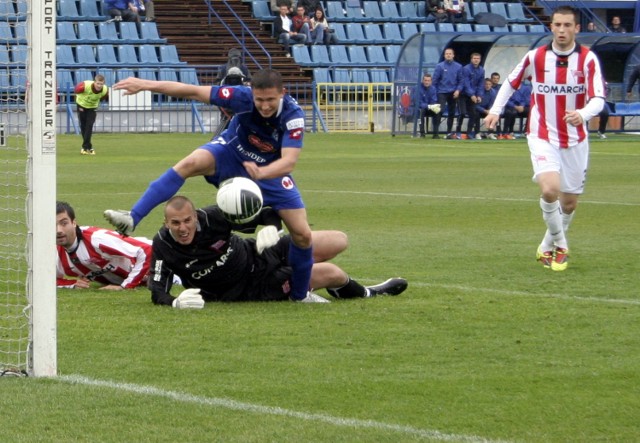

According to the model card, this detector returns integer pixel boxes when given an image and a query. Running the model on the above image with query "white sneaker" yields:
[597,131,607,139]
[487,133,498,140]
[295,292,330,303]
[474,133,483,140]
[103,209,135,236]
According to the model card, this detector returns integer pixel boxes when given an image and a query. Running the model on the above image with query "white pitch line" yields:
[57,374,508,443]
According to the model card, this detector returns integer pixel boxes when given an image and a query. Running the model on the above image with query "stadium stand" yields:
[363,23,386,44]
[506,3,534,23]
[79,0,106,20]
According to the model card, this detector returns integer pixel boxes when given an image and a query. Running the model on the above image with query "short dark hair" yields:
[251,69,283,90]
[56,201,75,220]
[551,6,578,23]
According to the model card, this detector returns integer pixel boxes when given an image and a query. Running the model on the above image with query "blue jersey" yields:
[416,83,438,110]
[432,60,462,94]
[461,64,485,98]
[199,85,307,211]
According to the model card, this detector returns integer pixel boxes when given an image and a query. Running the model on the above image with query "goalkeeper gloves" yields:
[256,225,281,254]
[427,104,442,114]
[172,288,205,309]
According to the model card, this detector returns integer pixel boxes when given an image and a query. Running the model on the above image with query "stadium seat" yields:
[0,46,10,64]
[401,23,419,39]
[178,68,199,85]
[529,24,547,33]
[310,45,331,65]
[329,45,350,66]
[489,2,509,21]
[0,69,10,93]
[76,45,97,64]
[10,69,26,92]
[474,24,491,33]
[380,2,402,22]
[292,45,315,67]
[382,23,404,44]
[506,3,534,23]
[345,23,367,44]
[510,24,528,33]
[77,21,101,43]
[98,22,119,42]
[333,68,351,83]
[16,0,27,17]
[251,1,273,21]
[456,23,473,32]
[118,22,141,43]
[347,45,370,66]
[137,69,157,81]
[138,46,159,64]
[362,1,384,22]
[139,22,167,44]
[398,2,422,22]
[96,68,116,86]
[423,46,441,65]
[58,0,81,20]
[79,0,105,20]
[384,45,401,65]
[117,45,139,64]
[158,68,178,82]
[365,45,389,66]
[325,1,350,23]
[363,23,386,44]
[116,68,136,81]
[14,22,26,43]
[438,23,454,32]
[313,68,332,84]
[351,68,370,83]
[471,2,489,15]
[9,45,25,64]
[493,25,510,33]
[57,69,75,92]
[57,45,76,66]
[345,4,367,22]
[96,44,119,65]
[74,68,94,83]
[420,23,437,33]
[369,68,389,83]
[159,45,184,64]
[0,22,15,43]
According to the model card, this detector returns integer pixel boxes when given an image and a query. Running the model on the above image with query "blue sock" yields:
[131,168,185,225]
[288,242,313,301]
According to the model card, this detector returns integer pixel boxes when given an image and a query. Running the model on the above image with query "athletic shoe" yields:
[551,247,569,272]
[432,134,440,139]
[81,149,95,155]
[460,133,469,140]
[103,209,135,236]
[445,133,455,139]
[597,131,607,139]
[474,133,483,140]
[296,292,331,303]
[536,246,553,269]
[503,134,515,140]
[366,278,408,297]
[487,133,498,140]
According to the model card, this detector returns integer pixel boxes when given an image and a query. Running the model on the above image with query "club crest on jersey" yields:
[218,87,234,99]
[248,134,275,153]
[281,176,294,190]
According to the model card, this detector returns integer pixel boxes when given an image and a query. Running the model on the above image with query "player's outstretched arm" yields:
[114,77,212,103]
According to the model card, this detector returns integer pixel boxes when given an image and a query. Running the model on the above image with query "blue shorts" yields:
[199,141,305,211]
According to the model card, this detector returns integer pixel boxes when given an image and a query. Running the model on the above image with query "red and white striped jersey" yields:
[505,44,605,148]
[56,226,152,289]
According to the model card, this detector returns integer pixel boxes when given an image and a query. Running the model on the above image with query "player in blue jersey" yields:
[104,69,317,302]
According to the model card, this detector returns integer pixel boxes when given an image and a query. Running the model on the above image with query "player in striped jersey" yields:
[56,201,152,289]
[484,6,605,271]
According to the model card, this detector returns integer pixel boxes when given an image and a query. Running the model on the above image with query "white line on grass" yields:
[57,374,508,443]
[376,280,640,306]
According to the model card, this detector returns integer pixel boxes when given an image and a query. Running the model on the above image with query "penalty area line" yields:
[57,374,506,443]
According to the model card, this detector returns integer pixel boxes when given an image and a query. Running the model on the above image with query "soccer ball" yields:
[216,177,263,224]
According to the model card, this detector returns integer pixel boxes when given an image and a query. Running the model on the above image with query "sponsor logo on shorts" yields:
[281,176,294,190]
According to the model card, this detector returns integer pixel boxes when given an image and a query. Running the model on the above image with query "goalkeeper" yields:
[151,196,408,308]
[416,73,441,139]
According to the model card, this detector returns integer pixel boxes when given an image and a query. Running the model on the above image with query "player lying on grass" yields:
[149,196,408,308]
[56,201,151,290]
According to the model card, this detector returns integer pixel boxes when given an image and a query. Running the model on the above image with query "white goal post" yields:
[0,0,57,377]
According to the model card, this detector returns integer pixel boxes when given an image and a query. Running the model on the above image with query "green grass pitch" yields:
[3,132,639,442]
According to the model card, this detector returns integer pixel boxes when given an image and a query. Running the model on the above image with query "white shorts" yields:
[527,136,589,194]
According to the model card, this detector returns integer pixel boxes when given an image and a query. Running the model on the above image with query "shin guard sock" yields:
[327,277,368,299]
[131,168,185,225]
[540,198,567,249]
[288,242,313,301]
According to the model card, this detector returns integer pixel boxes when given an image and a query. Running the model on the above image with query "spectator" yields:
[149,196,409,306]
[104,0,140,22]
[425,0,447,24]
[610,16,626,33]
[585,21,596,32]
[131,0,155,22]
[502,81,532,139]
[274,4,306,57]
[416,73,441,138]
[292,5,313,43]
[442,0,466,24]
[215,48,251,85]
[475,78,497,139]
[456,52,485,139]
[75,74,108,155]
[311,7,338,45]
[626,65,640,99]
[432,47,463,139]
[297,0,322,16]
[56,201,152,290]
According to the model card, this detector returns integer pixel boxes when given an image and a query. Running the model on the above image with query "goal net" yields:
[0,1,57,377]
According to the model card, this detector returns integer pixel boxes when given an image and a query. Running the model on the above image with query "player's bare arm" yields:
[114,77,212,102]
[243,147,300,180]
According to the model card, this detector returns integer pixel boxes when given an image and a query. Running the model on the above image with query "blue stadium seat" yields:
[380,2,402,22]
[158,68,178,82]
[382,23,404,44]
[471,2,489,15]
[76,45,97,64]
[159,45,185,64]
[420,23,436,33]
[57,45,76,65]
[137,69,157,81]
[369,68,389,83]
[362,1,384,22]
[139,22,167,43]
[9,45,25,64]
[79,0,105,20]
[384,45,401,65]
[310,45,331,65]
[118,22,141,43]
[438,23,454,32]
[488,3,509,21]
[329,45,350,66]
[58,0,81,20]
[96,68,116,86]
[251,1,273,21]
[510,24,528,33]
[178,68,200,85]
[0,46,10,64]
[0,69,11,93]
[16,0,27,17]
[365,45,389,66]
[14,22,26,43]
[0,2,15,16]
[401,23,419,39]
[0,22,15,42]
[117,45,139,64]
[423,46,441,65]
[332,23,347,42]
[333,68,351,83]
[493,25,509,33]
[10,69,26,92]
[474,24,491,32]
[77,21,101,43]
[325,1,351,23]
[292,45,316,67]
[529,24,547,33]
[116,68,136,81]
[398,2,422,22]
[96,44,118,65]
[363,23,386,44]
[313,68,332,83]
[456,23,473,32]
[347,45,370,66]
[345,4,367,22]
[57,69,75,92]
[345,23,367,44]
[351,68,369,83]
[98,22,119,42]
[506,3,533,23]
[138,46,159,64]
[74,68,94,83]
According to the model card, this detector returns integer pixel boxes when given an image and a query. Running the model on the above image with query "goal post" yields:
[0,0,57,377]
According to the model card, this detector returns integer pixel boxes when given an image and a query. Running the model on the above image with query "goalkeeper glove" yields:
[256,225,281,254]
[172,288,205,309]
[427,104,441,114]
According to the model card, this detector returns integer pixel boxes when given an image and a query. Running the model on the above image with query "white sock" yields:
[540,198,567,249]
[562,211,575,233]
